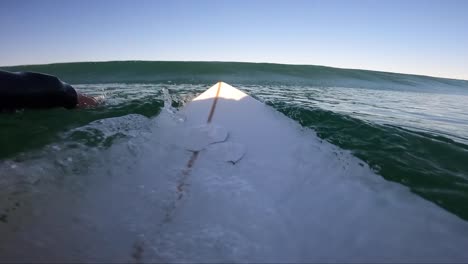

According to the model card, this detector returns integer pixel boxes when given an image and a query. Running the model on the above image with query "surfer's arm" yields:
[0,70,97,110]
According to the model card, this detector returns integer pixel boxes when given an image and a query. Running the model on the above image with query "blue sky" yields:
[1,0,467,80]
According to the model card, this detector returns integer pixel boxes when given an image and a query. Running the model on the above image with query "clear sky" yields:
[1,0,467,80]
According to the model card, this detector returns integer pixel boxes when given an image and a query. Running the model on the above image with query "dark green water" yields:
[1,61,468,220]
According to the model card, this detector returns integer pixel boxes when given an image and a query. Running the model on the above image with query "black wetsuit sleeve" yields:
[0,70,78,110]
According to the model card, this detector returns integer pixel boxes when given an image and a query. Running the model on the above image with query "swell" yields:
[272,102,468,220]
[2,61,467,93]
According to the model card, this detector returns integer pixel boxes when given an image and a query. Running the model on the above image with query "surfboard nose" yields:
[193,82,249,102]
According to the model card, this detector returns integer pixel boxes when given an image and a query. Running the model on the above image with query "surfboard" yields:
[147,82,468,262]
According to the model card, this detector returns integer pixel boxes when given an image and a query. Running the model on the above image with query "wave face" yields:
[1,61,468,222]
[3,61,468,92]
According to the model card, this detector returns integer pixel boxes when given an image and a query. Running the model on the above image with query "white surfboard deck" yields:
[1,82,468,263]
[148,82,468,262]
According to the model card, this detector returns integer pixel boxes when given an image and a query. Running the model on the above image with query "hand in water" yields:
[76,93,100,108]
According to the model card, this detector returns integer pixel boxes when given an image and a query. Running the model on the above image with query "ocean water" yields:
[1,61,468,261]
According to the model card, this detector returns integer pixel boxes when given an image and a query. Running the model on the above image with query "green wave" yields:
[2,61,467,92]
